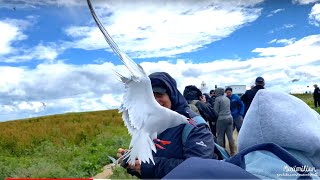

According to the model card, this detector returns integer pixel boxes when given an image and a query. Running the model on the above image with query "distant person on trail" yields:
[214,87,235,156]
[116,72,215,179]
[313,84,320,108]
[241,77,265,117]
[225,87,245,132]
[183,85,218,137]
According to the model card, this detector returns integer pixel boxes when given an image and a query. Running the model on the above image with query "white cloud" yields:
[1,43,62,63]
[268,24,295,34]
[253,35,320,58]
[309,3,320,26]
[0,17,61,63]
[1,34,319,121]
[292,0,320,4]
[63,1,263,58]
[267,8,285,17]
[268,38,296,45]
[0,0,82,9]
[0,20,27,55]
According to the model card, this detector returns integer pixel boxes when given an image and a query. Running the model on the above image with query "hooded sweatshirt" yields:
[214,88,232,120]
[134,72,215,179]
[238,90,320,179]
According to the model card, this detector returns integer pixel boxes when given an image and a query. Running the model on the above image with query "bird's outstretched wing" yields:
[86,0,161,134]
[87,0,143,79]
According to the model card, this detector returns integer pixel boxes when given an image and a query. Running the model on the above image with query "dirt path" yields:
[93,164,113,179]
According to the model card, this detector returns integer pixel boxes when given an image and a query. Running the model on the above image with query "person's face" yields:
[153,92,172,109]
[226,90,232,97]
[200,95,206,102]
[210,92,215,97]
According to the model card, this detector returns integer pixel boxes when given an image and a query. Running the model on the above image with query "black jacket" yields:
[314,87,320,99]
[241,85,264,116]
[183,85,218,124]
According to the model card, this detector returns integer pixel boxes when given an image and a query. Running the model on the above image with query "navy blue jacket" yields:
[132,72,215,179]
[141,123,214,178]
[227,94,245,118]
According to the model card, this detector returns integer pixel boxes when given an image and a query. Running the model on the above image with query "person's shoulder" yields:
[232,94,240,99]
[244,89,251,94]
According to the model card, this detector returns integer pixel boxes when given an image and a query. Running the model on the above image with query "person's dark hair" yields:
[225,87,232,92]
[210,90,215,94]
[183,85,203,101]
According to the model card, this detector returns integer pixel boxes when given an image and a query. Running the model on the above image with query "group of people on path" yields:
[116,72,319,179]
[183,77,265,156]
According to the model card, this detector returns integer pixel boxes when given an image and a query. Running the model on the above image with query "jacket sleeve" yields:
[214,97,220,114]
[237,96,245,116]
[140,124,215,179]
[196,101,217,123]
[241,91,248,104]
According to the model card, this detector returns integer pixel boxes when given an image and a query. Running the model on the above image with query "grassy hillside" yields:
[292,93,320,113]
[0,93,318,179]
[0,109,130,179]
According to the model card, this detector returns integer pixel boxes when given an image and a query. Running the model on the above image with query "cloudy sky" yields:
[0,0,320,121]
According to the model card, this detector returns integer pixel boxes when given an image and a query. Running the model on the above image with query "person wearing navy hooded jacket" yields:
[116,72,215,179]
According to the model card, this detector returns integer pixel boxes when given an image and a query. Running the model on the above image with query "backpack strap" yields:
[182,115,206,145]
[214,143,230,160]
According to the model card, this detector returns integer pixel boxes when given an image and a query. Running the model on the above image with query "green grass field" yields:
[0,93,318,179]
[0,110,130,179]
[292,93,320,113]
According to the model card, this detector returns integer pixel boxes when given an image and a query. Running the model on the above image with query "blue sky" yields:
[0,0,320,121]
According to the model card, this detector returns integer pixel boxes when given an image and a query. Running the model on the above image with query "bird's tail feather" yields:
[126,130,156,165]
[87,0,144,79]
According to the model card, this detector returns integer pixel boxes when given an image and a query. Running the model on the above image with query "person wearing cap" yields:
[225,87,245,132]
[313,84,320,108]
[241,76,265,117]
[116,72,215,179]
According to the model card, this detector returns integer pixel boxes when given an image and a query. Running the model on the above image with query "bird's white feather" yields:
[87,0,191,166]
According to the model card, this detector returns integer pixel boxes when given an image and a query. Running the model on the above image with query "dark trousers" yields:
[216,117,235,156]
[210,123,217,138]
[233,115,243,132]
[314,98,320,108]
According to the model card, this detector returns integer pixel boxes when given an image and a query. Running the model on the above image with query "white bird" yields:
[86,0,196,166]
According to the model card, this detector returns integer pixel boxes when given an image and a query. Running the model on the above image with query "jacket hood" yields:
[149,72,198,118]
[238,90,320,168]
[215,88,225,96]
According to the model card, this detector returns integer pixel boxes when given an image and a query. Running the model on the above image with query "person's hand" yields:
[200,95,206,102]
[117,148,128,164]
[128,159,141,174]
